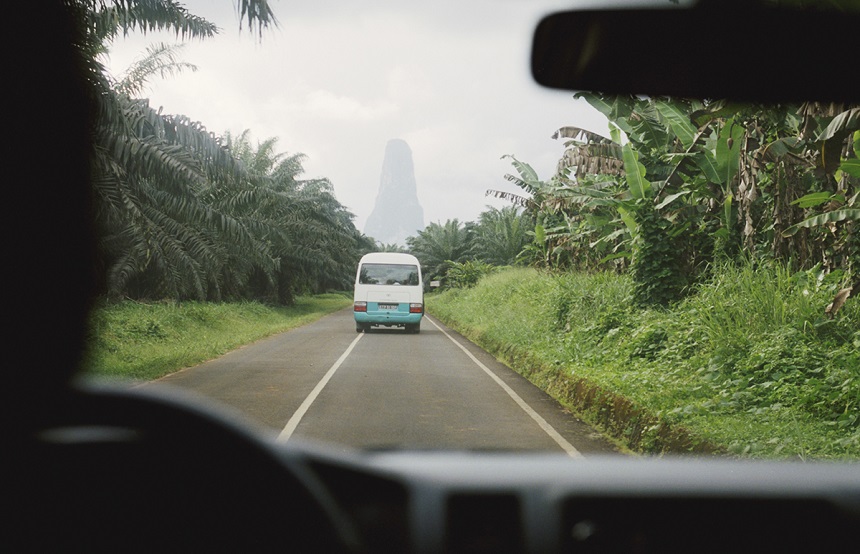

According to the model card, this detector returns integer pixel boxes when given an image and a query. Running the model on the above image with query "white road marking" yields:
[425,316,584,458]
[277,332,364,443]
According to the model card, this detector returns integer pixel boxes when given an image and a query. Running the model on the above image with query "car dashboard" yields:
[11,385,860,552]
[303,442,860,553]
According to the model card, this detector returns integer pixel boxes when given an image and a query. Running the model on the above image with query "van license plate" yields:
[379,303,398,310]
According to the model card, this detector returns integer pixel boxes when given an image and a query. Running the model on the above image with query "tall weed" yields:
[687,262,805,350]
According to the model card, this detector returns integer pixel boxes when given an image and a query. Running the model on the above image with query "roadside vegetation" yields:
[85,294,351,382]
[73,2,857,458]
[409,93,858,459]
[428,266,859,459]
[412,77,858,460]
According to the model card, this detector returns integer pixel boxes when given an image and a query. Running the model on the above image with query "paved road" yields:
[151,308,619,456]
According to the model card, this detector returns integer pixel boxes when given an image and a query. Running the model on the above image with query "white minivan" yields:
[353,252,424,333]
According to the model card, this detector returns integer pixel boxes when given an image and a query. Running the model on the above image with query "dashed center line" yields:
[277,332,364,443]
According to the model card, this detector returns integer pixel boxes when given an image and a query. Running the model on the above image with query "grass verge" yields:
[84,293,352,382]
[426,266,859,460]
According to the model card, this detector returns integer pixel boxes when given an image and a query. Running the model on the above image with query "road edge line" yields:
[277,332,364,443]
[426,315,584,458]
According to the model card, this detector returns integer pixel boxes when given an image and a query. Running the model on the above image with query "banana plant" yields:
[783,191,860,237]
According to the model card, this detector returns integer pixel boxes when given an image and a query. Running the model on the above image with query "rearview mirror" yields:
[531,1,859,103]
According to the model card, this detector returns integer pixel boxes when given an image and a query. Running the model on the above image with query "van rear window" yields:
[359,264,420,286]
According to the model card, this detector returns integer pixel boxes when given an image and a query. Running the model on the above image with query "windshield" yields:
[83,0,859,460]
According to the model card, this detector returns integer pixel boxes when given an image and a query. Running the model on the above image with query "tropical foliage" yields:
[406,207,532,287]
[421,92,860,446]
[496,95,859,306]
[406,219,475,283]
[69,0,372,303]
[472,205,533,266]
[443,260,497,289]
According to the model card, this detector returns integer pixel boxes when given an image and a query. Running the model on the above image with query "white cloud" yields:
[300,90,399,121]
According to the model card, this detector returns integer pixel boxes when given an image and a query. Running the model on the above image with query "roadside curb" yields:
[431,313,727,457]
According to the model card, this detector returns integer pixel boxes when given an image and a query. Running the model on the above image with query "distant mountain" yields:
[364,139,424,246]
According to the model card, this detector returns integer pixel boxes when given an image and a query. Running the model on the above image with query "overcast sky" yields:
[101,0,609,236]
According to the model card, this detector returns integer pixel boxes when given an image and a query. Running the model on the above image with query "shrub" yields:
[444,260,497,289]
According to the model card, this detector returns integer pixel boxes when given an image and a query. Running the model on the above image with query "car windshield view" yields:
[359,264,420,286]
[84,0,859,461]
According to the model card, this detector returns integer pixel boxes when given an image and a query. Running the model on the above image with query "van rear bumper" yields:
[354,305,423,325]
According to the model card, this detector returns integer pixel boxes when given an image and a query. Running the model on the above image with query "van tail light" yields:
[354,301,367,312]
[409,303,423,314]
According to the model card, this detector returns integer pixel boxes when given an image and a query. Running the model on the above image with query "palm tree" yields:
[92,91,251,300]
[65,0,371,303]
[473,206,532,266]
[76,1,268,299]
[407,220,475,281]
[111,42,198,98]
[217,132,365,303]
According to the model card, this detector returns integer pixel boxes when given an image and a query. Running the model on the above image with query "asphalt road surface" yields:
[151,308,619,456]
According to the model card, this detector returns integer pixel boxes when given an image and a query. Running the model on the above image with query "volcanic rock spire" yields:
[364,139,424,246]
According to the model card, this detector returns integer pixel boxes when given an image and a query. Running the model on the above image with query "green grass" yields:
[427,265,860,460]
[84,293,352,382]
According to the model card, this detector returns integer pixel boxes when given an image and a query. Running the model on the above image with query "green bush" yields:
[443,260,497,289]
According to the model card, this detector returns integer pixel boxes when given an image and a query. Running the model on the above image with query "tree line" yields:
[421,94,858,306]
[71,0,376,304]
[71,2,858,306]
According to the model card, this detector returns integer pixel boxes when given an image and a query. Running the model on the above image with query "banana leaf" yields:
[782,209,860,237]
